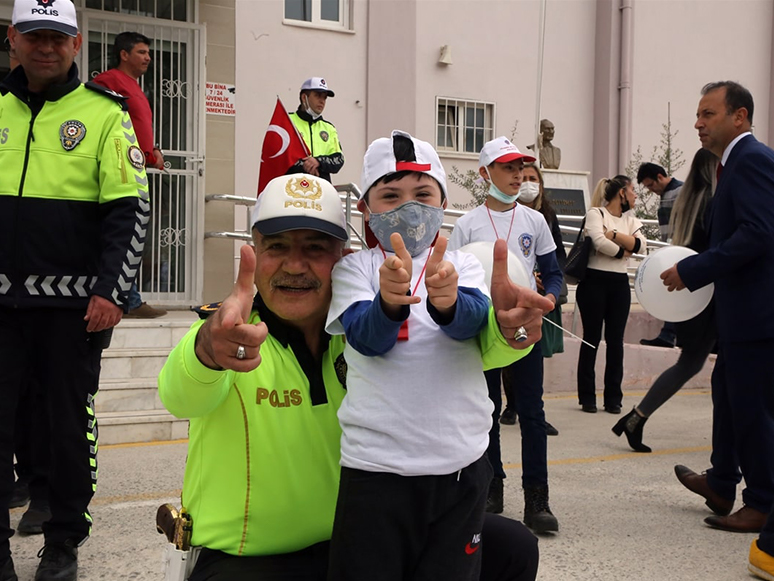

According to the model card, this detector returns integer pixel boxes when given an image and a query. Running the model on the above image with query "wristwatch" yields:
[154,144,164,156]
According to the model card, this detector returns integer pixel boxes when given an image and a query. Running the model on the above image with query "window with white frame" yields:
[436,98,495,155]
[285,0,350,28]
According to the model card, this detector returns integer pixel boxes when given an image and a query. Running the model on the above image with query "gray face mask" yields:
[367,201,444,257]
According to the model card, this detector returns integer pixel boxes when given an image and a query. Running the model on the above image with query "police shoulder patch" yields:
[191,302,223,320]
[84,81,130,112]
[334,353,348,390]
[127,145,146,169]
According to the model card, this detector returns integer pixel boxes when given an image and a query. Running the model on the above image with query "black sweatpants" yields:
[327,456,492,581]
[189,513,538,581]
[575,269,631,408]
[0,307,103,559]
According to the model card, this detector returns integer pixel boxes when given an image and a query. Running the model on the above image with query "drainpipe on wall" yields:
[618,0,634,171]
[768,4,774,143]
[533,0,547,166]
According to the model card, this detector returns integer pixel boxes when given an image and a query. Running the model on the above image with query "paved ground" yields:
[8,387,760,581]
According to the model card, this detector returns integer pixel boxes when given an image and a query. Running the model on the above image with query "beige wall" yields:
[234,0,369,201]
[232,0,774,261]
[201,0,237,302]
[630,0,773,182]
[412,0,600,208]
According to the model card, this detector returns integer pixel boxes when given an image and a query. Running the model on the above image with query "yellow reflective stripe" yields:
[114,138,127,184]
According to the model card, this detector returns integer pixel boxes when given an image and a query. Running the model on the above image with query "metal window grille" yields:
[436,98,495,154]
[82,0,192,23]
[81,9,205,305]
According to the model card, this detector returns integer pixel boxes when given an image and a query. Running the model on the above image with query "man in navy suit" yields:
[662,81,774,533]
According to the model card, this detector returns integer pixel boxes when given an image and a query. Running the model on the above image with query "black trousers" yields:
[189,513,538,581]
[706,339,774,514]
[0,307,103,559]
[14,375,51,507]
[327,457,492,581]
[486,342,548,487]
[759,510,774,556]
[575,269,631,408]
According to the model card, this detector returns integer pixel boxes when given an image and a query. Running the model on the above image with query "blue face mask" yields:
[485,168,520,204]
[367,201,444,257]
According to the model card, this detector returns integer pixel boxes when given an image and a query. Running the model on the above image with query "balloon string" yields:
[542,316,597,349]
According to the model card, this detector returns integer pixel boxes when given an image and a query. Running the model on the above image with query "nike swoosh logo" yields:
[465,542,480,555]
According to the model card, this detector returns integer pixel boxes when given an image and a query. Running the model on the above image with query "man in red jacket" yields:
[94,32,167,319]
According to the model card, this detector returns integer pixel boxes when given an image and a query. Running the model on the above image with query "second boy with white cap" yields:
[449,136,563,532]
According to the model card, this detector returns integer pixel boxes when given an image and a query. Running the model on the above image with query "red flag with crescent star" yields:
[257,97,310,196]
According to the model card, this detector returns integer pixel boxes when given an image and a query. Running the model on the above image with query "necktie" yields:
[716,162,723,182]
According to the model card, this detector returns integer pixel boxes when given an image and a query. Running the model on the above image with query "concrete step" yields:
[94,312,198,444]
[96,378,162,414]
[108,313,196,350]
[97,409,188,446]
[100,348,171,380]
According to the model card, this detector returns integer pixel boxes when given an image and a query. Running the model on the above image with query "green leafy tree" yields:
[449,120,519,210]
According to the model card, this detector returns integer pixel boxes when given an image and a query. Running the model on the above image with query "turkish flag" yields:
[257,97,310,196]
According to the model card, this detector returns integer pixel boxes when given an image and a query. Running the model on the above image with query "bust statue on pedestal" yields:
[528,119,562,170]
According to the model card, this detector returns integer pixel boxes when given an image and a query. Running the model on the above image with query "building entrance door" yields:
[81,7,205,305]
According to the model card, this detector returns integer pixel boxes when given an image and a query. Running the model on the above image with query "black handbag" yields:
[564,213,595,284]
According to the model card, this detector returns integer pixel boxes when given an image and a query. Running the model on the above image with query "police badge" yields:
[319,130,329,142]
[60,120,86,151]
[127,145,146,170]
[518,233,534,258]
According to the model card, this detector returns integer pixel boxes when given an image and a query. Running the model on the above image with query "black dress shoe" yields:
[545,421,559,436]
[639,337,675,348]
[604,405,622,415]
[674,465,734,516]
[581,404,597,413]
[499,407,517,426]
[705,506,766,533]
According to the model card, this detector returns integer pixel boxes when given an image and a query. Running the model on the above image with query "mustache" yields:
[270,276,321,291]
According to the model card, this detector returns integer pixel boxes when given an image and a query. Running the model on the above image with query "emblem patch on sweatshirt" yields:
[60,120,86,151]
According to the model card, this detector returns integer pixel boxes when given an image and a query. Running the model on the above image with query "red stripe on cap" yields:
[396,161,432,172]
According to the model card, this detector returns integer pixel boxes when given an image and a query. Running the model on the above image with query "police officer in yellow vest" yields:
[288,77,344,183]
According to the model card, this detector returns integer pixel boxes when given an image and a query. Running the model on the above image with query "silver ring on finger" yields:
[513,326,528,342]
[236,345,247,360]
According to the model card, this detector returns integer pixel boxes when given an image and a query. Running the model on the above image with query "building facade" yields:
[3,0,773,304]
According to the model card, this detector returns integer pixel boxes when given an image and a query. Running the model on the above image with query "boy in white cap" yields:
[288,77,344,183]
[325,131,550,580]
[449,137,563,532]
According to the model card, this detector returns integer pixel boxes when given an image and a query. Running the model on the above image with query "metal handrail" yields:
[204,194,256,241]
[203,189,670,286]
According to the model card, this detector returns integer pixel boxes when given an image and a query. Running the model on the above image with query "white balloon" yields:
[457,241,532,289]
[634,246,714,323]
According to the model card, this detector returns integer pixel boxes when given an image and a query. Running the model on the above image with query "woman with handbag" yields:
[500,163,565,437]
[612,149,718,451]
[576,175,647,414]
